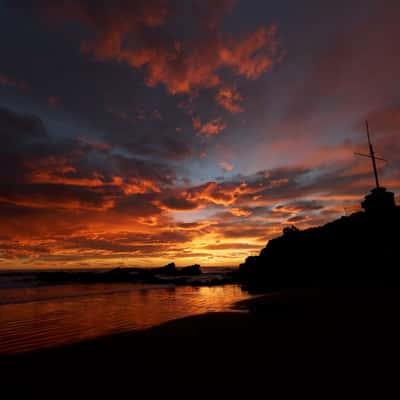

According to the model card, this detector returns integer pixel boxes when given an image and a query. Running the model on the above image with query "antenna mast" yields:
[365,121,380,189]
[354,120,386,189]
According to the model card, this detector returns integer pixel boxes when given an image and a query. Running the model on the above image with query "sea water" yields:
[0,268,252,354]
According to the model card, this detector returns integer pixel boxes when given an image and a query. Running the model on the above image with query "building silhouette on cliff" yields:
[356,121,396,213]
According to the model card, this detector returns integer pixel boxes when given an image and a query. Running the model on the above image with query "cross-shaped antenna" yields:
[354,120,387,189]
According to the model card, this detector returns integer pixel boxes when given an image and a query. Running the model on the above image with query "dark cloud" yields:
[153,195,198,211]
[1,1,400,267]
[0,71,29,90]
[283,1,400,125]
[25,0,281,96]
[122,134,195,161]
[0,106,178,189]
[0,107,47,144]
[0,107,50,183]
[0,183,116,210]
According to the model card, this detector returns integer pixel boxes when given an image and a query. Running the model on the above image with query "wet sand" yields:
[1,286,398,398]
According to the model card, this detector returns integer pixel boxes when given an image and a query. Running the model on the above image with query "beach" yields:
[0,276,251,354]
[2,286,398,398]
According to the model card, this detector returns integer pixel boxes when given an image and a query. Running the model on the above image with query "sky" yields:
[1,0,399,269]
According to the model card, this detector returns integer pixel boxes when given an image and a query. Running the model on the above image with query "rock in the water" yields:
[151,263,177,275]
[179,265,202,275]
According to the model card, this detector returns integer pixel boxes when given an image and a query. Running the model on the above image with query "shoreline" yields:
[3,285,400,359]
[2,286,400,396]
[3,285,400,357]
[1,311,252,358]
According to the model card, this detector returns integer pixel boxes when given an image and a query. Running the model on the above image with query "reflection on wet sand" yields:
[0,283,251,354]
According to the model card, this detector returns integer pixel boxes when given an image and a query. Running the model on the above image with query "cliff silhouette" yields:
[239,187,400,291]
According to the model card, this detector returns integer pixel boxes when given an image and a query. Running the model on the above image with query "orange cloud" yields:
[185,181,265,206]
[215,85,243,113]
[102,25,279,95]
[30,170,160,195]
[229,207,252,217]
[219,26,279,79]
[44,1,281,95]
[192,116,227,136]
[219,161,234,171]
[118,177,161,195]
[153,179,268,213]
[25,156,161,195]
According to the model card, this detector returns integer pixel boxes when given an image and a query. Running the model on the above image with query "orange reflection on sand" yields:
[0,283,251,355]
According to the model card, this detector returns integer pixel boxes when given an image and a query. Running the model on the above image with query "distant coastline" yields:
[0,264,239,289]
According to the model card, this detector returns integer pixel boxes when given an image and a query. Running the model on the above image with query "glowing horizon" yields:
[1,0,399,269]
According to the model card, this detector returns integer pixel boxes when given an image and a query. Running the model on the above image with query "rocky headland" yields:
[239,187,399,291]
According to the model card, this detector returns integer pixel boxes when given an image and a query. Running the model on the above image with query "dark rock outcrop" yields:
[36,263,203,286]
[239,190,400,291]
[151,263,177,276]
[179,264,201,276]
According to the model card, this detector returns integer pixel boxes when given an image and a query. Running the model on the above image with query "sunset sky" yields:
[1,0,399,269]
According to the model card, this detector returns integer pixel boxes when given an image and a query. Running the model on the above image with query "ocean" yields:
[0,268,253,355]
